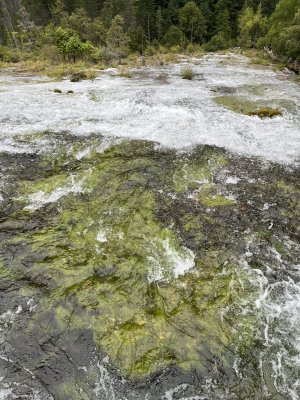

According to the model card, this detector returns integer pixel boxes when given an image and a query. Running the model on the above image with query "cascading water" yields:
[0,54,299,400]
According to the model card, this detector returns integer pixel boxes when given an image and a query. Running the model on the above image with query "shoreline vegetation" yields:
[0,0,299,80]
[0,48,297,82]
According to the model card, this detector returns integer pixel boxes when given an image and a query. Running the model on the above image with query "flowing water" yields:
[0,53,299,400]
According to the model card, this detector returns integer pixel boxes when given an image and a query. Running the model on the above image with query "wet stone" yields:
[0,133,299,399]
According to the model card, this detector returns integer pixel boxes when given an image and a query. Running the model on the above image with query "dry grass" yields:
[118,67,132,78]
[181,66,194,80]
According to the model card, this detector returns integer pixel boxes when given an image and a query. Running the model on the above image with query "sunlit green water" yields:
[0,131,299,399]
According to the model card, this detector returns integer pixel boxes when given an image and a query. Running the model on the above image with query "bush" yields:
[0,46,20,63]
[118,67,132,78]
[181,66,194,80]
[70,70,97,82]
[144,45,157,56]
[186,43,202,55]
[162,26,184,47]
[204,34,229,52]
[170,45,180,54]
[39,44,62,63]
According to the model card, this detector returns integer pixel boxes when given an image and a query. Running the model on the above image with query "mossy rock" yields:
[54,89,62,94]
[70,70,96,82]
[70,71,88,82]
[247,108,282,118]
[214,96,283,118]
[67,90,74,94]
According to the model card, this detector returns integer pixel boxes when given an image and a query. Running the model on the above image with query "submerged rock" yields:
[0,133,299,399]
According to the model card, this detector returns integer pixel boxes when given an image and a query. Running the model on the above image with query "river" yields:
[0,53,299,400]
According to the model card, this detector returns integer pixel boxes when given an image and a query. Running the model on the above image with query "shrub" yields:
[162,26,184,47]
[70,69,97,82]
[0,46,20,63]
[186,43,202,55]
[170,45,180,54]
[144,45,157,56]
[118,67,132,78]
[39,44,62,63]
[204,33,229,52]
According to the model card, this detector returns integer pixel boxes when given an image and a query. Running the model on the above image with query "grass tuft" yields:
[118,67,132,78]
[181,66,194,80]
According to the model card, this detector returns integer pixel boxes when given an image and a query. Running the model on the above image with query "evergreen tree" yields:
[106,14,129,58]
[216,2,232,40]
[179,1,207,43]
[136,0,156,43]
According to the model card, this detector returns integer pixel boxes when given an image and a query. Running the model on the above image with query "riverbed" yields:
[0,53,299,400]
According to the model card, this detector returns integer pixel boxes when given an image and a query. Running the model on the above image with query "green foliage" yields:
[238,5,268,48]
[264,0,300,61]
[1,0,298,66]
[106,15,129,59]
[179,1,207,44]
[162,26,184,47]
[0,45,20,62]
[204,33,230,52]
[129,26,147,54]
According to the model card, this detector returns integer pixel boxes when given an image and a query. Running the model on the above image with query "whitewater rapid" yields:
[0,53,299,164]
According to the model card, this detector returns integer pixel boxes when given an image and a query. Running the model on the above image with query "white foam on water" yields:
[225,176,240,184]
[25,175,84,210]
[147,238,195,283]
[162,384,206,400]
[239,243,300,400]
[94,361,117,400]
[75,146,92,160]
[0,139,35,154]
[0,54,299,164]
[162,239,195,279]
[96,229,108,243]
[0,388,13,399]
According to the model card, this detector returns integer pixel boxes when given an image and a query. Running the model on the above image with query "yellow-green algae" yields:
[214,96,282,118]
[4,139,259,378]
[196,184,236,207]
[173,153,227,193]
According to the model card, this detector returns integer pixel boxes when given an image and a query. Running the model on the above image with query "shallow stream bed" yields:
[0,54,299,400]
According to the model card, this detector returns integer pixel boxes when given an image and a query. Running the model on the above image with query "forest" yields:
[0,0,300,66]
[0,0,299,68]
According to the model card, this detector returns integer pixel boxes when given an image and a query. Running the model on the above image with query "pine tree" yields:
[107,14,129,58]
[216,6,232,39]
[179,1,207,43]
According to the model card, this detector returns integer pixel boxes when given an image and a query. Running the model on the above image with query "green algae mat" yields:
[0,132,299,398]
